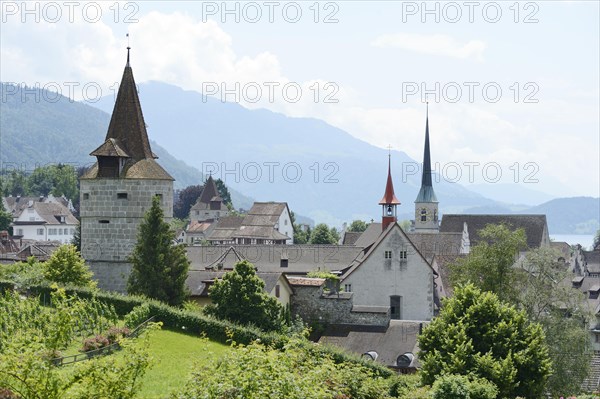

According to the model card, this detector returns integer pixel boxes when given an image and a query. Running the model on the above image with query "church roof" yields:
[81,159,173,180]
[379,157,401,205]
[440,214,548,248]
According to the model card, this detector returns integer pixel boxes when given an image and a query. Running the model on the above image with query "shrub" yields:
[124,303,151,329]
[106,326,131,344]
[430,375,497,399]
[81,335,110,352]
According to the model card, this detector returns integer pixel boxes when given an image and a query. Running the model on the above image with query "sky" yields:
[1,0,599,198]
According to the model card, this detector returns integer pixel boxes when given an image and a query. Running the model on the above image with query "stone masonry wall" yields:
[80,178,173,292]
[291,285,389,327]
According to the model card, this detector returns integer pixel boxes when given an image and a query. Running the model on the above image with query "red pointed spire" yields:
[379,154,401,205]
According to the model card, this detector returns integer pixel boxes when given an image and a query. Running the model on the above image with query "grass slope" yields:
[135,329,230,398]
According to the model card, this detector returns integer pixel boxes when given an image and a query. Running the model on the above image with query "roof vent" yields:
[396,352,414,368]
[362,351,378,361]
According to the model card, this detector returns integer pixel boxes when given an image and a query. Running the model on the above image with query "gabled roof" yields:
[13,202,78,225]
[90,138,130,158]
[186,270,291,297]
[342,222,436,282]
[319,320,424,368]
[232,226,290,240]
[342,231,362,245]
[440,214,548,248]
[407,232,464,259]
[353,223,383,248]
[247,202,288,217]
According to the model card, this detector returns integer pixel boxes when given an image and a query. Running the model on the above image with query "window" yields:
[99,220,110,224]
[280,259,288,268]
[117,193,128,199]
[384,250,392,259]
[16,229,23,236]
[37,228,44,236]
[83,193,90,200]
[344,284,352,292]
[70,228,75,235]
[284,219,288,226]
[420,209,427,222]
[49,228,57,235]
[275,284,280,298]
[400,251,407,259]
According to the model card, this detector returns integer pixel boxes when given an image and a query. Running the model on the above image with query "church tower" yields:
[414,105,439,233]
[379,154,401,231]
[80,48,174,292]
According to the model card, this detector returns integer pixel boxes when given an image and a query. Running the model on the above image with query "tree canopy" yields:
[173,185,203,220]
[348,220,368,233]
[310,223,337,244]
[206,260,283,332]
[44,244,95,288]
[418,284,552,398]
[449,223,527,303]
[128,196,190,306]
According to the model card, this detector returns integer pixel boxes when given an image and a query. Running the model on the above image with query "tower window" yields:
[117,193,128,199]
[99,220,110,224]
[387,205,393,216]
[83,193,90,200]
[421,209,427,222]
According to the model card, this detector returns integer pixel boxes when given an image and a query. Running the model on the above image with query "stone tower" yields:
[414,105,439,233]
[379,154,401,232]
[80,48,174,292]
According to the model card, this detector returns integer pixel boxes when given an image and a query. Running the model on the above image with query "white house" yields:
[11,201,78,244]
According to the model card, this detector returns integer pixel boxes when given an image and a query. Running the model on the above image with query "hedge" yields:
[0,280,393,377]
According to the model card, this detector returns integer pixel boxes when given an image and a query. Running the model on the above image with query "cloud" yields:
[371,33,486,61]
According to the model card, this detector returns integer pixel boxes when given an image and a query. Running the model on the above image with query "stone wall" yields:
[291,285,389,327]
[80,178,173,292]
[88,261,132,293]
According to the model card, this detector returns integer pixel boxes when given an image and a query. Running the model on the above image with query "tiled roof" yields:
[584,249,600,274]
[186,270,286,296]
[353,223,383,248]
[407,232,464,259]
[440,214,548,248]
[247,202,287,217]
[319,320,425,368]
[192,176,222,209]
[13,202,78,226]
[232,226,290,240]
[81,159,174,180]
[287,276,325,286]
[342,231,362,245]
[90,138,130,157]
[186,220,213,233]
[103,60,154,161]
[187,245,364,274]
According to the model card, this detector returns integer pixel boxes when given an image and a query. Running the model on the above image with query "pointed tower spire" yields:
[421,102,433,188]
[379,152,400,231]
[414,103,439,233]
[103,47,154,161]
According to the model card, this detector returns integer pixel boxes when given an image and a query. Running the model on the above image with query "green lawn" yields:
[135,329,231,398]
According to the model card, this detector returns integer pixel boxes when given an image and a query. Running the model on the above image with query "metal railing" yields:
[50,316,156,367]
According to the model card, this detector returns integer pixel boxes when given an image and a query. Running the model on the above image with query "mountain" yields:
[92,81,503,225]
[520,197,599,234]
[2,81,597,233]
[466,183,554,207]
[0,83,255,210]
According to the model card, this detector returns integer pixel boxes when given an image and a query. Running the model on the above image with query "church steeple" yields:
[379,153,400,231]
[414,104,439,232]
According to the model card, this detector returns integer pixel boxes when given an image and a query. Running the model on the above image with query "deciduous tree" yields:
[206,260,283,331]
[418,284,552,398]
[44,244,94,288]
